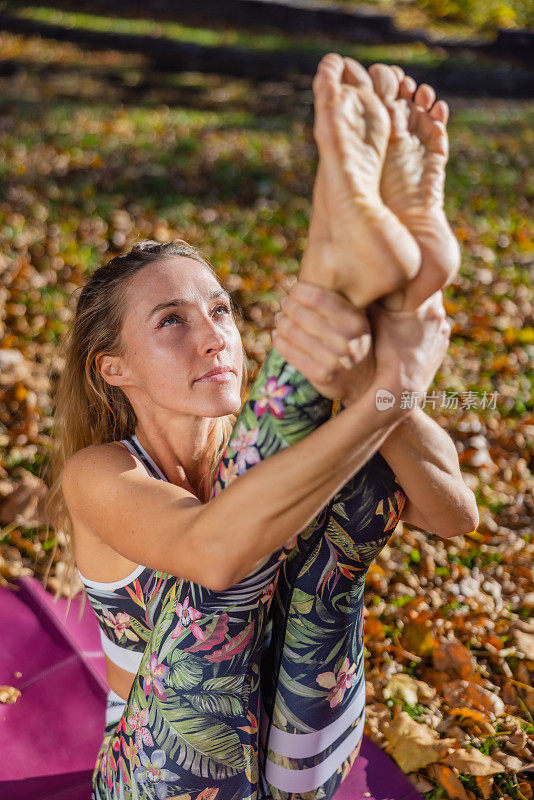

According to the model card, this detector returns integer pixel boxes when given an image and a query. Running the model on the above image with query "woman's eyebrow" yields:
[147,290,231,321]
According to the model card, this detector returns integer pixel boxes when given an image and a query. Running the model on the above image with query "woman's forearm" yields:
[191,378,407,588]
[376,406,479,537]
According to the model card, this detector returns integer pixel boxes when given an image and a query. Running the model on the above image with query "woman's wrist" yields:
[343,376,412,430]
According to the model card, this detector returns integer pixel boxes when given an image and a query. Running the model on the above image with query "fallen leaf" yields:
[512,629,534,660]
[384,710,454,772]
[432,639,477,679]
[441,747,505,776]
[0,685,21,704]
[383,673,436,706]
[427,763,470,799]
[443,680,506,720]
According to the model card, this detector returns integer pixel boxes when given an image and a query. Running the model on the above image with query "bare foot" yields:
[366,63,461,311]
[301,53,421,309]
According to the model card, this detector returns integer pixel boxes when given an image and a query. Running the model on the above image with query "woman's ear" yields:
[97,353,124,387]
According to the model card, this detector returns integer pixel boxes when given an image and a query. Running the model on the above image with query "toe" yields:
[368,63,399,105]
[410,106,448,157]
[341,57,374,91]
[413,83,436,111]
[390,65,405,84]
[430,99,449,127]
[399,75,417,101]
[313,53,344,108]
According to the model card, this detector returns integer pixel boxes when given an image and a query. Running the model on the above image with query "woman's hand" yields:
[368,290,452,403]
[272,282,451,412]
[271,281,375,402]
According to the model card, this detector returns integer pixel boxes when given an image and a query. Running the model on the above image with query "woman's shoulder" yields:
[62,441,139,502]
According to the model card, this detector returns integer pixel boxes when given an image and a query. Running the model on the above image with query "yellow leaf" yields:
[0,686,21,704]
[383,673,436,706]
[384,711,453,772]
[442,747,504,776]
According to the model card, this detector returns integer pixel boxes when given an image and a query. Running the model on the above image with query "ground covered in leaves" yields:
[0,24,532,800]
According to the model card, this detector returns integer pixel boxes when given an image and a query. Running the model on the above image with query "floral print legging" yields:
[91,347,405,800]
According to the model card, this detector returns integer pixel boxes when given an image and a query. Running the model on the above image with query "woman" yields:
[47,56,476,800]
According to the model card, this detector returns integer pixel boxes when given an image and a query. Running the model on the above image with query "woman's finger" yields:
[272,329,339,387]
[282,295,368,351]
[289,282,369,333]
[277,306,353,359]
[275,316,344,374]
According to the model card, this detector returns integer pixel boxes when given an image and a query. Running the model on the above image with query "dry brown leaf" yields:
[383,673,436,706]
[433,639,477,679]
[475,775,494,800]
[0,467,48,527]
[443,680,506,720]
[0,685,21,704]
[489,748,529,773]
[427,763,470,800]
[441,747,505,776]
[512,629,534,660]
[384,710,454,772]
[364,614,385,642]
[400,620,436,657]
[363,702,391,747]
[449,707,496,734]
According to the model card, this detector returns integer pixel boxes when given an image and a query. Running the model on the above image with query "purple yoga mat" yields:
[0,576,423,800]
[332,736,424,800]
[0,576,107,800]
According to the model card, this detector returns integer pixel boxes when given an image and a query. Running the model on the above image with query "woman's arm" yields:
[374,407,479,537]
[64,290,448,592]
[63,364,405,592]
[274,282,477,540]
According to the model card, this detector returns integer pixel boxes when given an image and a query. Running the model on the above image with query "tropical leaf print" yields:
[324,517,364,564]
[204,620,255,664]
[144,688,246,776]
[186,613,230,653]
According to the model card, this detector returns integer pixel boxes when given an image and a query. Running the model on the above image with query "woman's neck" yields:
[134,415,215,498]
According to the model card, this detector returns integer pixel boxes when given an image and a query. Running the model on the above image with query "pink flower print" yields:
[171,596,206,641]
[253,376,292,419]
[126,700,154,749]
[232,423,261,472]
[316,657,357,708]
[102,609,140,643]
[143,652,169,701]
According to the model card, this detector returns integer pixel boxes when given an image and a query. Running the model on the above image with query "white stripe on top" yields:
[99,628,144,674]
[106,688,127,725]
[77,563,145,590]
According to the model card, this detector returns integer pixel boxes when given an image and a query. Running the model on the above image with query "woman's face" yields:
[115,256,244,419]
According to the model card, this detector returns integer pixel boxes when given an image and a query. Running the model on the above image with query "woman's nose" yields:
[198,316,226,355]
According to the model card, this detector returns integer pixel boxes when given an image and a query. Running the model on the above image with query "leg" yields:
[91,347,334,800]
[259,446,407,800]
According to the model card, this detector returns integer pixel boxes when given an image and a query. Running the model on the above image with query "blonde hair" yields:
[42,239,247,618]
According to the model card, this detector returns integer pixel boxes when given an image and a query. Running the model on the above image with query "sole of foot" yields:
[300,53,421,310]
[365,62,461,311]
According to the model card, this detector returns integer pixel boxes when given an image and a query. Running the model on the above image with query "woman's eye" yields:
[159,313,181,328]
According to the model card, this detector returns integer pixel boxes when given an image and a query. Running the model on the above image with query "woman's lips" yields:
[195,367,235,383]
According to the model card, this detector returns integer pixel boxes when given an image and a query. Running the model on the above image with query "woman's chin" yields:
[194,390,242,418]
